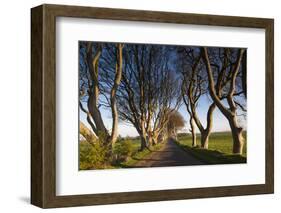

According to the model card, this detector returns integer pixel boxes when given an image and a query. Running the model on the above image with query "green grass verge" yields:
[176,132,247,164]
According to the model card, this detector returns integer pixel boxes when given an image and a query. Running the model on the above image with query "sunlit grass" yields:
[176,131,247,164]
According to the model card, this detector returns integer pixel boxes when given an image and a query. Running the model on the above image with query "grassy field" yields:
[176,131,247,164]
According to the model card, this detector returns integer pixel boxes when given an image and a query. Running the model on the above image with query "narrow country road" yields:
[135,138,204,167]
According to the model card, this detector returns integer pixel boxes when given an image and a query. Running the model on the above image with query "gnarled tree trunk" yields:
[202,47,245,154]
[181,51,215,150]
[140,136,147,151]
[86,43,109,140]
[190,101,216,149]
[87,94,108,137]
[83,42,124,146]
[200,102,216,149]
[189,117,197,147]
[110,44,123,145]
[152,131,160,145]
[79,121,97,144]
[200,131,210,149]
[140,121,149,151]
[229,119,244,154]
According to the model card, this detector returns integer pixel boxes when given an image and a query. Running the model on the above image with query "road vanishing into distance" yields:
[135,139,204,168]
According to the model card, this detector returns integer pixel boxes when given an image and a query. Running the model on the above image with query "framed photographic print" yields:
[31,4,274,208]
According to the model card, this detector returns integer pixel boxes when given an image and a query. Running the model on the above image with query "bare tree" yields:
[79,42,123,146]
[202,47,246,154]
[109,44,124,143]
[181,88,197,147]
[179,47,216,149]
[117,44,180,150]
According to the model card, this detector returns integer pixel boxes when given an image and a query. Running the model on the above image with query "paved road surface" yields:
[135,138,204,167]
